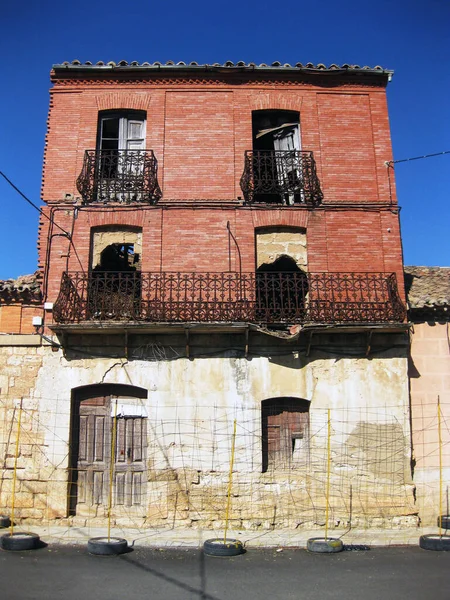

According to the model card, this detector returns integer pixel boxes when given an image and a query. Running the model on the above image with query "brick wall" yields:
[42,79,396,205]
[0,305,42,334]
[39,71,404,305]
[39,204,405,304]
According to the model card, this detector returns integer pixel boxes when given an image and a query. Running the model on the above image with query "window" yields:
[262,398,310,472]
[98,111,146,153]
[252,110,302,204]
[96,110,147,202]
[256,255,308,323]
[88,226,142,320]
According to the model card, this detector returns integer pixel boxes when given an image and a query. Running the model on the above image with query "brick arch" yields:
[248,93,304,113]
[251,211,309,230]
[87,211,146,228]
[95,93,152,111]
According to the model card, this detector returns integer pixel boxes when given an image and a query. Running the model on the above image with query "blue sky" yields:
[1,0,448,279]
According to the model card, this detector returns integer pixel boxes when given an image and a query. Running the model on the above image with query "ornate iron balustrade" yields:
[240,150,323,206]
[53,272,406,325]
[76,149,162,204]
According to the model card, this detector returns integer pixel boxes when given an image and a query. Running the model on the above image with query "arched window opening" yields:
[98,109,146,150]
[262,397,310,472]
[256,255,308,323]
[88,226,142,320]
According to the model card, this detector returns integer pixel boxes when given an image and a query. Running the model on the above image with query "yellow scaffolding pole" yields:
[325,408,331,541]
[10,398,23,536]
[107,398,118,542]
[224,419,237,545]
[438,396,443,537]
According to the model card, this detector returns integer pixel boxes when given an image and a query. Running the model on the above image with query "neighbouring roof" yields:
[52,60,393,78]
[0,272,42,304]
[404,266,450,320]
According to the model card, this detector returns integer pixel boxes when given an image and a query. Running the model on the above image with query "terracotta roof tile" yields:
[0,272,42,304]
[404,266,450,316]
[52,60,393,77]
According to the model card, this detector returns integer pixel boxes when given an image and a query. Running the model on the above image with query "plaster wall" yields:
[0,343,415,531]
[409,322,450,525]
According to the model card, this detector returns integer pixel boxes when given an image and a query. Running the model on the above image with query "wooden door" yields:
[76,394,110,513]
[71,392,147,518]
[114,415,147,507]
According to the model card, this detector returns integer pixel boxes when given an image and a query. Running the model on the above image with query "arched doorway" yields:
[68,384,148,518]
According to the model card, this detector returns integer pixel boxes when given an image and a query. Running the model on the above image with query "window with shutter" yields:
[262,397,310,472]
[96,110,147,202]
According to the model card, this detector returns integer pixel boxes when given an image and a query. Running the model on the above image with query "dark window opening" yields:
[252,110,300,151]
[90,243,141,319]
[256,255,308,323]
[93,243,139,273]
[262,398,310,472]
[251,110,302,204]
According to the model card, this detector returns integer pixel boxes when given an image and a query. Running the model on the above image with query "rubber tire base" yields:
[437,515,450,530]
[419,534,450,551]
[1,532,40,551]
[203,538,245,557]
[87,537,128,556]
[307,537,343,553]
[0,515,11,528]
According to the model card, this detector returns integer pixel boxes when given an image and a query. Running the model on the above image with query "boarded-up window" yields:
[262,398,310,472]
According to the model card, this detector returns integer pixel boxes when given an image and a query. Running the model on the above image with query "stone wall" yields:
[0,335,416,531]
[256,227,307,269]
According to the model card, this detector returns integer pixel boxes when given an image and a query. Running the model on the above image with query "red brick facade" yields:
[36,65,403,314]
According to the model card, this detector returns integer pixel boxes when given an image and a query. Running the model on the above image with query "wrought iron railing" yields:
[240,150,323,206]
[53,272,406,325]
[76,149,162,204]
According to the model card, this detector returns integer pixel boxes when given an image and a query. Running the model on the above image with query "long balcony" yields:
[53,272,406,326]
[240,150,323,206]
[76,149,162,204]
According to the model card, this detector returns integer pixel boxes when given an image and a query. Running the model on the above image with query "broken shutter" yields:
[273,125,302,204]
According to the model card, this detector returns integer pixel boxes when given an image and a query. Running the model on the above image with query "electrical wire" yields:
[386,150,450,166]
[0,171,71,238]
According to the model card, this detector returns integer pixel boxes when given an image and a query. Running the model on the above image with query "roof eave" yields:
[51,62,394,82]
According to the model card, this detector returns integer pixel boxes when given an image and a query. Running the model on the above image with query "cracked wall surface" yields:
[0,340,417,531]
[91,228,142,269]
[256,227,307,269]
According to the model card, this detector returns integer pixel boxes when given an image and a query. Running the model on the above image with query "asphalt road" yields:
[0,544,448,600]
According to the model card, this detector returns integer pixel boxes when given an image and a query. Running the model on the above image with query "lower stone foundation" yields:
[0,334,421,530]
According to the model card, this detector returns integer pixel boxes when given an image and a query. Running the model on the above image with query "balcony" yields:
[76,149,162,204]
[53,272,406,326]
[240,150,323,206]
